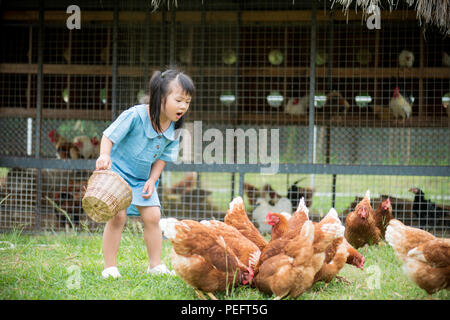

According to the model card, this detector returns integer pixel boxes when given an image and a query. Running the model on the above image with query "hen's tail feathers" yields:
[159,217,189,239]
[229,196,244,212]
[321,223,345,240]
[296,197,309,219]
[364,190,370,201]
[300,220,315,244]
[385,219,405,250]
[325,208,341,225]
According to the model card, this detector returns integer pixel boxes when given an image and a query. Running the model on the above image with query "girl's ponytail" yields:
[148,70,164,132]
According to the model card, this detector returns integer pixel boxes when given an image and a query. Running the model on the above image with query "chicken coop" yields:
[0,0,449,235]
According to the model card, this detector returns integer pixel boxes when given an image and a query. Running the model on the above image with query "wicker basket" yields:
[82,170,132,223]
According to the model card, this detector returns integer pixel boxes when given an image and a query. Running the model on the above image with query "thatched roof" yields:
[151,0,449,35]
[333,0,450,35]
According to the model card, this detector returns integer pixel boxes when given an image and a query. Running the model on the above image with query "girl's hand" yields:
[96,154,112,170]
[142,179,156,199]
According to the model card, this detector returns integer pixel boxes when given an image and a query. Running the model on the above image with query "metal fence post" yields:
[34,0,44,231]
[170,8,175,67]
[231,8,242,202]
[308,2,317,164]
[239,172,244,198]
[111,1,118,121]
[160,10,166,69]
[327,11,338,209]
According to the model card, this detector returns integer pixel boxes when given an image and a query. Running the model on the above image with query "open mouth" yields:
[176,111,183,119]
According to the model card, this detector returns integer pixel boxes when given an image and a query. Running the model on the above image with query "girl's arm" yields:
[95,135,113,170]
[142,159,166,198]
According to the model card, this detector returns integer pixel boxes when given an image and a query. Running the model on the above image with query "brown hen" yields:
[160,218,253,300]
[372,197,393,239]
[386,219,450,298]
[200,219,261,270]
[266,211,289,242]
[345,190,381,248]
[224,196,268,251]
[313,208,350,284]
[254,221,319,299]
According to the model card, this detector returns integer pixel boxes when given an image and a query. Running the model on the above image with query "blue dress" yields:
[103,104,180,216]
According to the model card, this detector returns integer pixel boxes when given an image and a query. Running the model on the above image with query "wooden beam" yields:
[1,10,150,22]
[1,107,448,128]
[1,63,448,79]
[0,107,112,120]
[2,10,417,23]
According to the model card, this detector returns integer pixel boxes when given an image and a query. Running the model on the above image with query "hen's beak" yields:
[265,211,273,225]
[358,207,368,219]
[359,256,365,270]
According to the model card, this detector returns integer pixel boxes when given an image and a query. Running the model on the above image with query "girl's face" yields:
[162,81,191,123]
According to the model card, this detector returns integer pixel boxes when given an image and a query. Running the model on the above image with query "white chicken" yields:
[389,87,412,121]
[73,136,100,159]
[252,197,293,234]
[398,50,414,68]
[443,52,450,67]
[284,96,309,115]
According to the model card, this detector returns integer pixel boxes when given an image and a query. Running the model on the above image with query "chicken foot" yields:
[207,292,218,300]
[194,290,218,300]
[273,291,289,300]
[194,289,207,300]
[335,275,351,284]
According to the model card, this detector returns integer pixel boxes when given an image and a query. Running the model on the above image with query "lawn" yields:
[1,224,448,300]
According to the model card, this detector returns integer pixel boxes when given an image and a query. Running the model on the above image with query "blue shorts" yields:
[126,178,160,216]
[110,163,160,217]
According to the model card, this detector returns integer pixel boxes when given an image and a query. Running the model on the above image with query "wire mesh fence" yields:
[0,0,449,234]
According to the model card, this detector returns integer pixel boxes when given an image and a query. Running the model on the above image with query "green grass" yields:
[1,226,448,300]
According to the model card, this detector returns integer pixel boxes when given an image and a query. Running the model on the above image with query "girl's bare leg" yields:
[102,209,127,268]
[138,206,162,268]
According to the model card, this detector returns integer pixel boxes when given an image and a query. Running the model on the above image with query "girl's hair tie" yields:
[161,70,169,79]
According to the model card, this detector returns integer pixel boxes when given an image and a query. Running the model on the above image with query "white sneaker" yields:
[147,264,176,276]
[102,266,121,279]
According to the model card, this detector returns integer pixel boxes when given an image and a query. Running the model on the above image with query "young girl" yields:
[96,69,194,278]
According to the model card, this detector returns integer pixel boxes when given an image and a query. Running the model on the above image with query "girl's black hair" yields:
[148,69,195,132]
